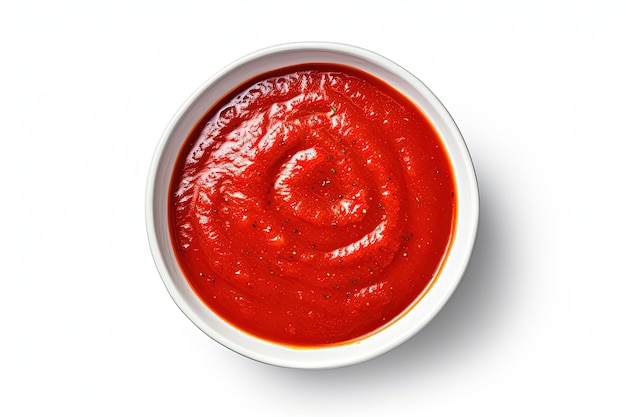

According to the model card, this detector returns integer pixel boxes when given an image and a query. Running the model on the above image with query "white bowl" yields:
[146,42,479,369]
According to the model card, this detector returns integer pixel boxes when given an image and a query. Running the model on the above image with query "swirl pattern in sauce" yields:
[169,64,456,346]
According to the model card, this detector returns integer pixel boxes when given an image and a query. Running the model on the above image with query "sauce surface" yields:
[169,64,456,346]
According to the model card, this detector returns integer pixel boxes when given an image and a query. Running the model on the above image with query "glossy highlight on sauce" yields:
[169,64,456,346]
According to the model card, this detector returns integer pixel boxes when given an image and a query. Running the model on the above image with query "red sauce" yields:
[169,64,456,346]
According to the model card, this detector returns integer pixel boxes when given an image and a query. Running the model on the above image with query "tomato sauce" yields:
[169,64,456,346]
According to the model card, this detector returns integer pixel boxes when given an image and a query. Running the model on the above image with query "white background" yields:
[1,0,625,415]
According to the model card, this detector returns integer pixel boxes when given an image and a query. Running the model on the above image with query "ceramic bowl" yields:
[146,42,479,369]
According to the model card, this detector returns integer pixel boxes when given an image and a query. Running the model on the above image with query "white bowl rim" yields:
[146,41,480,369]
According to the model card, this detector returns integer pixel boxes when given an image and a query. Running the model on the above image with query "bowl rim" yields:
[146,41,479,369]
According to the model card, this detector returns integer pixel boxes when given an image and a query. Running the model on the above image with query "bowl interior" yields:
[146,43,479,369]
